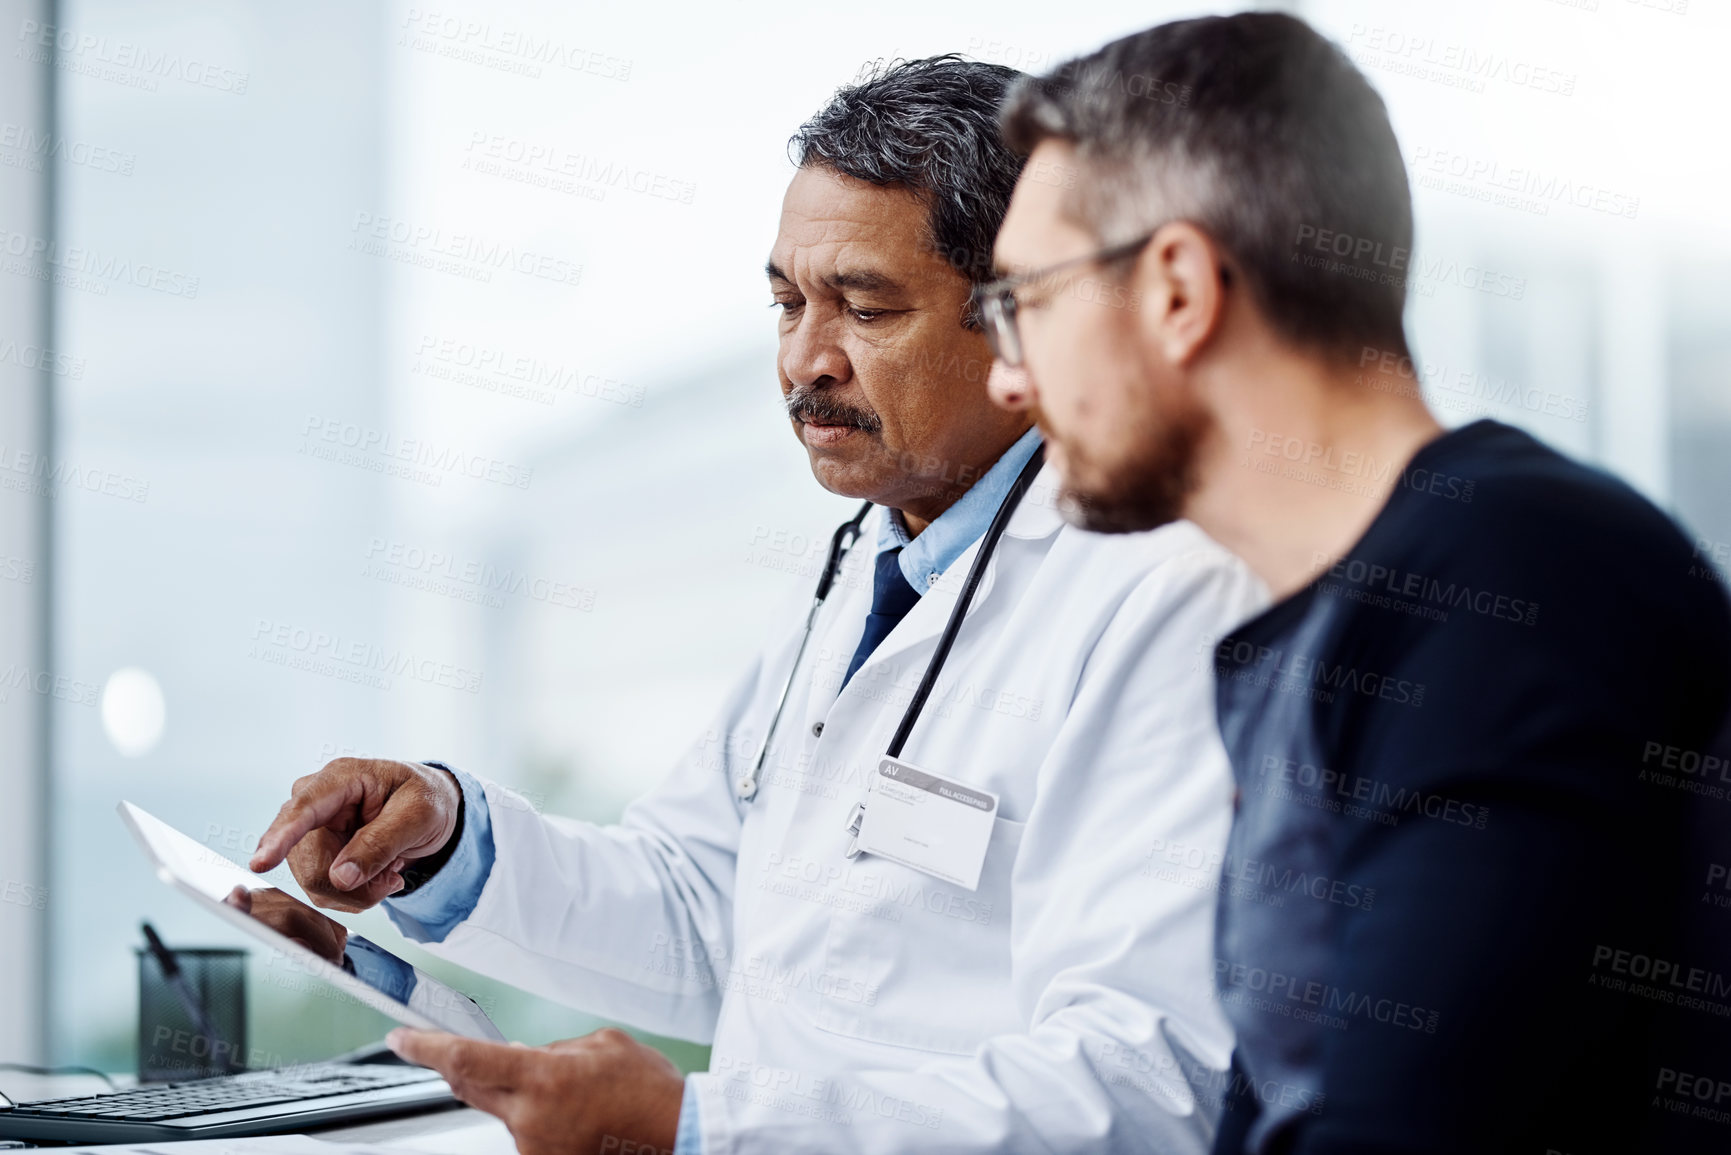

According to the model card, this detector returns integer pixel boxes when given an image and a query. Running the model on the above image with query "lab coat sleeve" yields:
[401,654,768,1043]
[686,542,1265,1154]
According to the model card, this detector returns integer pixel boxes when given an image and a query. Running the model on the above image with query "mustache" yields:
[785,387,882,433]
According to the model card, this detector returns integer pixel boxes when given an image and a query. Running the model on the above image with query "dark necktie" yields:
[841,546,922,690]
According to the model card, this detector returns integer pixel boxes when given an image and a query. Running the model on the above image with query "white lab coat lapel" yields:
[834,466,1067,697]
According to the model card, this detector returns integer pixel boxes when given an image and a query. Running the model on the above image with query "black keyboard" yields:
[0,1062,454,1141]
[20,1064,433,1121]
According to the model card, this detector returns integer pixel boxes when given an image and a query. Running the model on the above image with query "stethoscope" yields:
[735,444,1047,802]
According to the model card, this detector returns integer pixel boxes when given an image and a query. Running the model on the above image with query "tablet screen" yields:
[121,801,504,1042]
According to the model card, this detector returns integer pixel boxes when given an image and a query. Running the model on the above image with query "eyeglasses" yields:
[973,230,1161,368]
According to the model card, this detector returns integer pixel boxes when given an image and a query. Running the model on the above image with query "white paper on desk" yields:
[47,1134,442,1155]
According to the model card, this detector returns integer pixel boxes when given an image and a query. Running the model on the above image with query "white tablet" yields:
[118,799,506,1042]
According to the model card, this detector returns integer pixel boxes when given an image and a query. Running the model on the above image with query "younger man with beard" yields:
[984,12,1731,1154]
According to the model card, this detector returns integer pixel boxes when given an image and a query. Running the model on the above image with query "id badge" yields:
[853,755,999,891]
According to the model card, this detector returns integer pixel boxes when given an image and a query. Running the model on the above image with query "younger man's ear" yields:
[1135,222,1228,366]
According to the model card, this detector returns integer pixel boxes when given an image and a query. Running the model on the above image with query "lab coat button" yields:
[812,721,825,737]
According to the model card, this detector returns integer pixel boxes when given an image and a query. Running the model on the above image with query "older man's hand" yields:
[387,1026,684,1155]
[249,757,461,912]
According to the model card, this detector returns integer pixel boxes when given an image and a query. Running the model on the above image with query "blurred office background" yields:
[0,0,1726,1075]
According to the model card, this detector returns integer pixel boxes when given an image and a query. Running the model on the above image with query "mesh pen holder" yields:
[136,946,248,1082]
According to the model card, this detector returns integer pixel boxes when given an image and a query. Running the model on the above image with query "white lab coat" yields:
[419,467,1267,1154]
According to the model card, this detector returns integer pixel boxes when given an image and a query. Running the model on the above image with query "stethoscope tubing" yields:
[738,501,870,801]
[736,445,1046,802]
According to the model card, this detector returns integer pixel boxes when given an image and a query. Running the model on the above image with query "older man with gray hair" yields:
[252,55,1263,1155]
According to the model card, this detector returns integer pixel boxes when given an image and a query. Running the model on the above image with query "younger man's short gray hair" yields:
[1003,13,1415,358]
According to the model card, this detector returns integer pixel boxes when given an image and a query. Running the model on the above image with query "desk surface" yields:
[312,1104,513,1154]
[0,1073,515,1154]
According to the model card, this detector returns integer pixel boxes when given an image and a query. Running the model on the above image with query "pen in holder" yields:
[136,923,247,1082]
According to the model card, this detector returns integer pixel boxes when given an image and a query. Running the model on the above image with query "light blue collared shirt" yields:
[674,1081,702,1154]
[382,762,495,944]
[384,426,1042,1155]
[877,425,1044,593]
